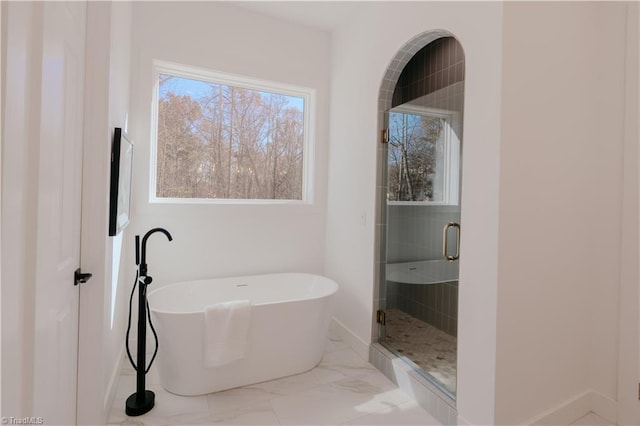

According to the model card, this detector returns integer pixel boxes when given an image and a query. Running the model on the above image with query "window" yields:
[151,61,314,203]
[387,107,460,205]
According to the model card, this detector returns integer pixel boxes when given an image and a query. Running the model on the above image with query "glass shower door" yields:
[379,84,464,399]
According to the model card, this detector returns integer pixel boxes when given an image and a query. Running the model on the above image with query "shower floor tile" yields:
[383,308,457,395]
[107,330,441,426]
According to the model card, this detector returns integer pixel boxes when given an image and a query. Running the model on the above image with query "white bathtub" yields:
[147,273,338,396]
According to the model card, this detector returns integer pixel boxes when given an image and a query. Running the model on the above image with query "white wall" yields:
[0,1,3,410]
[1,2,38,416]
[106,0,134,415]
[495,3,628,424]
[127,2,330,291]
[325,3,504,424]
[618,4,640,425]
[77,2,133,424]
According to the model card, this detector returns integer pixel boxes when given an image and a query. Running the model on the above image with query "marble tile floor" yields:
[108,332,441,425]
[382,309,457,395]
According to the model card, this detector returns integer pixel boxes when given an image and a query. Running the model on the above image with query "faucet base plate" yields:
[125,390,155,416]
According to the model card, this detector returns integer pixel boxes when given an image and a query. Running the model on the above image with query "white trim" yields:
[526,391,591,426]
[329,317,370,361]
[148,197,309,206]
[589,392,617,425]
[154,60,314,101]
[149,63,159,203]
[384,376,616,426]
[149,60,316,205]
[456,415,472,425]
[524,390,617,426]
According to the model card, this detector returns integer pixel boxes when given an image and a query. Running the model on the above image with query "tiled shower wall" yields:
[385,37,465,337]
[386,202,460,337]
[388,281,459,337]
[392,36,465,108]
[386,205,461,263]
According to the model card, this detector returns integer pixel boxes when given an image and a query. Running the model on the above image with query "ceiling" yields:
[232,1,365,32]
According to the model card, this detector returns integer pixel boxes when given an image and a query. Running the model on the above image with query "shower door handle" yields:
[442,222,460,261]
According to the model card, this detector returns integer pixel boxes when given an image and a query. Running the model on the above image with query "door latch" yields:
[74,268,93,286]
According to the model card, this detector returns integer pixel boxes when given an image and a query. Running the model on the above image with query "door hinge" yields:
[638,382,640,400]
[381,129,389,144]
[376,310,386,326]
[74,268,93,286]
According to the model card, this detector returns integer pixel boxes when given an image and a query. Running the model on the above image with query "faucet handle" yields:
[135,235,140,265]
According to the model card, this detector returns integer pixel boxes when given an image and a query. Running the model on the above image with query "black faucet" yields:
[126,227,172,417]
[136,227,173,280]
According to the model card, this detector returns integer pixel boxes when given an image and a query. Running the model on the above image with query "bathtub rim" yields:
[147,272,338,315]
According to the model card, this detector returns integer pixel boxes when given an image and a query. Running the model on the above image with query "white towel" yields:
[204,300,251,368]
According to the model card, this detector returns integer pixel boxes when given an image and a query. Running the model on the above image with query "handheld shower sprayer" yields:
[125,227,173,417]
[135,235,140,265]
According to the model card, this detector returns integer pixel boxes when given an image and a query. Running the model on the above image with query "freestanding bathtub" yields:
[147,273,338,396]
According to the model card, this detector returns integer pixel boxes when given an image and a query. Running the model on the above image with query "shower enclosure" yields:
[377,36,464,400]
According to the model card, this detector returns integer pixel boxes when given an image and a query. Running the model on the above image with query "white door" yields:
[31,2,86,423]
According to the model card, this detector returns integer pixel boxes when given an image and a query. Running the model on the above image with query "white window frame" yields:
[150,60,316,205]
[386,105,460,206]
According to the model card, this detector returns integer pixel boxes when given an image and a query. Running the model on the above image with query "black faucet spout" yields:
[140,227,173,276]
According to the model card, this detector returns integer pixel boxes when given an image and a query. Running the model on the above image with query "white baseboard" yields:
[457,415,472,425]
[589,392,617,424]
[104,345,125,414]
[526,390,617,426]
[329,317,370,361]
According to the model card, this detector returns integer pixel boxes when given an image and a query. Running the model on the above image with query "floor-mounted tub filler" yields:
[148,273,338,396]
[125,227,173,416]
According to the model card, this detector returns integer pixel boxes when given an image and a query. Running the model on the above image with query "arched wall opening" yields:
[371,30,471,424]
[377,33,465,397]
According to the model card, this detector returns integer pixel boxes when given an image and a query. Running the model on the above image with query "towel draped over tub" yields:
[204,300,251,367]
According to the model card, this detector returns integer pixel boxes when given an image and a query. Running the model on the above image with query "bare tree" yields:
[387,112,443,202]
[156,92,203,198]
[157,76,305,200]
